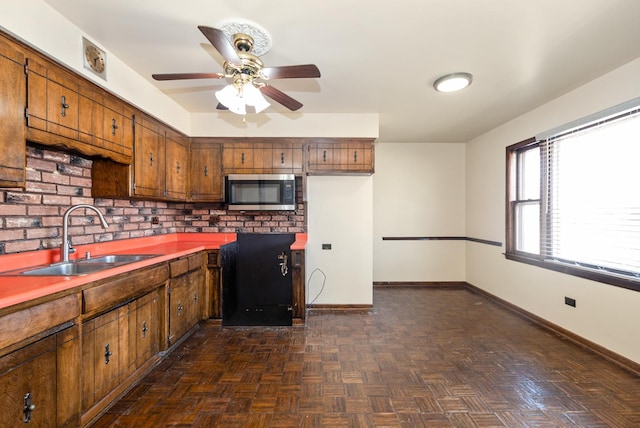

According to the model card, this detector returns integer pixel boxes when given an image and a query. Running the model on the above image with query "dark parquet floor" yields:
[93,287,640,427]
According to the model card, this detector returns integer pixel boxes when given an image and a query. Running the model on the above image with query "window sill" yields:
[505,252,640,293]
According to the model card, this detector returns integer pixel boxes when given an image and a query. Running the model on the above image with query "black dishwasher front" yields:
[222,233,294,326]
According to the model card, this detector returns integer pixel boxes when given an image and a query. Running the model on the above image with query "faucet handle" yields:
[67,240,76,254]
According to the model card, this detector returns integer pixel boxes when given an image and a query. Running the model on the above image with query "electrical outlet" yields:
[151,216,159,225]
[322,243,332,250]
[565,296,576,307]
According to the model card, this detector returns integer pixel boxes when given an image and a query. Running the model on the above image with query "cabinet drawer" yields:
[82,264,169,315]
[207,250,220,266]
[169,253,202,278]
[0,294,80,350]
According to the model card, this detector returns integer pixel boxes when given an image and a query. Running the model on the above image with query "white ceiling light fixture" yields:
[215,80,271,115]
[433,72,473,92]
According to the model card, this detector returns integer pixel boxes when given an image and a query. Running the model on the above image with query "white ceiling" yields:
[44,0,640,143]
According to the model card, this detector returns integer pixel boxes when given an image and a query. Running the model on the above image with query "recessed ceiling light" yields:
[433,72,473,92]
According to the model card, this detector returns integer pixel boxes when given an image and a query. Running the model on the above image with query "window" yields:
[506,100,640,291]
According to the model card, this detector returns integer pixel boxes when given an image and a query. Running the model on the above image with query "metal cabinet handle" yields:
[149,152,153,166]
[61,95,69,117]
[204,165,208,177]
[241,152,245,164]
[323,150,327,162]
[142,320,148,338]
[111,118,119,136]
[23,393,36,423]
[176,162,181,173]
[278,252,288,277]
[104,343,112,364]
[177,302,183,316]
[354,151,358,162]
[193,291,198,303]
[281,152,285,164]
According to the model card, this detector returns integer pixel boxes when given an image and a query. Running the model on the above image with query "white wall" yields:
[2,1,379,140]
[1,1,191,133]
[373,142,466,282]
[306,176,373,305]
[466,57,640,364]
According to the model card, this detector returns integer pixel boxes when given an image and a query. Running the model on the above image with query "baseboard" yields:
[373,281,467,288]
[464,282,640,376]
[307,304,374,313]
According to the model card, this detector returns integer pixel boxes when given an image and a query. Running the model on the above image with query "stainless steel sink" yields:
[19,262,116,276]
[76,254,158,264]
[8,254,159,276]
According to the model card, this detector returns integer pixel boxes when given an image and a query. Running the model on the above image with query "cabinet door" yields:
[165,132,189,200]
[272,143,304,173]
[190,141,223,202]
[135,291,160,365]
[0,335,57,427]
[101,94,134,160]
[307,140,375,174]
[82,308,125,412]
[222,143,254,173]
[168,274,190,345]
[168,269,203,345]
[0,37,26,187]
[308,142,339,170]
[133,116,165,198]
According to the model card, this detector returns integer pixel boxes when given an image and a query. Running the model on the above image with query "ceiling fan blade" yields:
[198,26,241,64]
[261,64,321,80]
[260,85,303,111]
[152,72,226,81]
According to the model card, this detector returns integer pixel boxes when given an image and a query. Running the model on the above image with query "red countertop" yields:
[0,233,307,311]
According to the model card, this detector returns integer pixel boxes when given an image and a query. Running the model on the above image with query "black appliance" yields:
[222,233,295,326]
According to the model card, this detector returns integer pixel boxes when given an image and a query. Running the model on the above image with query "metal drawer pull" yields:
[111,118,119,136]
[23,393,36,423]
[61,95,69,117]
[104,343,112,364]
[142,320,148,338]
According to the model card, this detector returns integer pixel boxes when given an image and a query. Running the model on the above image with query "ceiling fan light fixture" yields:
[215,84,246,114]
[433,72,473,92]
[215,82,270,114]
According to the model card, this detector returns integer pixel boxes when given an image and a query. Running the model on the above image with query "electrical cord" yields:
[307,267,326,305]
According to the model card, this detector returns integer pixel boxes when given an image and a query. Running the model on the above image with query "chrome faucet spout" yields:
[61,204,109,263]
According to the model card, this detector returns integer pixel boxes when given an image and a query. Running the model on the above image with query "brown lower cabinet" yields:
[168,253,204,346]
[0,293,81,427]
[0,246,304,426]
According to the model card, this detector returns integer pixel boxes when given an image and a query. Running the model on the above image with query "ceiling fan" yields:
[152,25,321,114]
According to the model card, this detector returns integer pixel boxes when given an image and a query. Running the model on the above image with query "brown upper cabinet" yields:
[0,36,26,188]
[307,138,375,174]
[25,55,133,165]
[165,130,189,200]
[92,114,189,201]
[190,139,223,202]
[222,140,304,174]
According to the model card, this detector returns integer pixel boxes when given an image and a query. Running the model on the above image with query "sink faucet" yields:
[61,204,109,263]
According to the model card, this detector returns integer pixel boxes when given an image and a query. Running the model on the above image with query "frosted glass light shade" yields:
[215,82,271,114]
[215,85,246,114]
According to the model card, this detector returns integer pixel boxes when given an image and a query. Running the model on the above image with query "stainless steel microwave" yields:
[225,174,296,211]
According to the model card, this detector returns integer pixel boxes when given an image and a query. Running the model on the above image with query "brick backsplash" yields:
[0,145,306,255]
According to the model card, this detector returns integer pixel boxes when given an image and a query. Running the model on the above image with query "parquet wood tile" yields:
[93,288,640,427]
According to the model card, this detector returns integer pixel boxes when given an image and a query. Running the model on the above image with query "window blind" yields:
[539,106,640,278]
